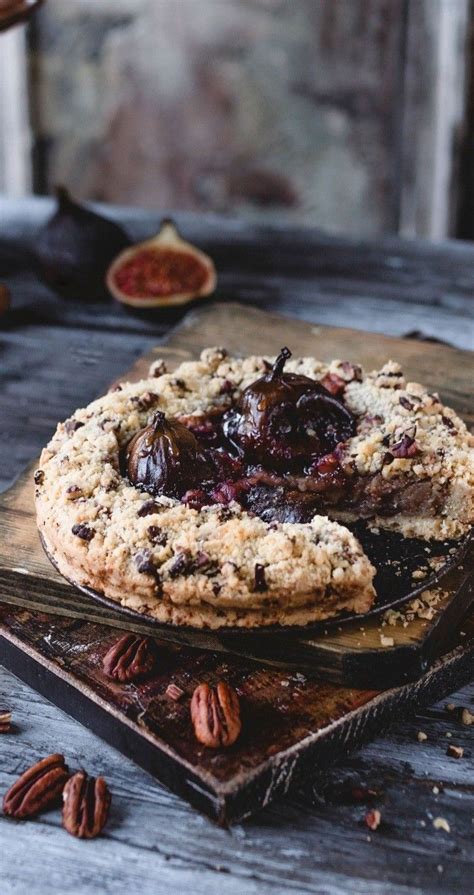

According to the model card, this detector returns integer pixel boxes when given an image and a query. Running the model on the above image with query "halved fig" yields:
[106,219,216,308]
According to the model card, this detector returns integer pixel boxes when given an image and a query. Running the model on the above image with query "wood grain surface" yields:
[1,197,473,894]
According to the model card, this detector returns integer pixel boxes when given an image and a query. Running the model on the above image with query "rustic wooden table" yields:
[0,196,473,895]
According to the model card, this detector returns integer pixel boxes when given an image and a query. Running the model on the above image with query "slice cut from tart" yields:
[34,347,473,630]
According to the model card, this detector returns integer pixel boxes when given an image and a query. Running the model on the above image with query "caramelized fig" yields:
[223,347,355,471]
[106,219,216,308]
[126,411,211,497]
[35,187,130,300]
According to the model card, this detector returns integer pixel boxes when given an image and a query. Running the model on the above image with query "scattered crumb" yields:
[380,634,394,647]
[417,731,428,742]
[461,707,474,726]
[437,865,444,874]
[280,680,290,688]
[420,819,426,828]
[382,588,446,628]
[412,569,427,580]
[446,703,455,712]
[165,683,184,702]
[365,809,381,831]
[432,786,439,795]
[433,817,450,833]
[293,673,306,683]
[446,745,464,759]
[445,731,452,738]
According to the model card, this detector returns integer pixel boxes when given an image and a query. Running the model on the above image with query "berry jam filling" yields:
[124,349,356,524]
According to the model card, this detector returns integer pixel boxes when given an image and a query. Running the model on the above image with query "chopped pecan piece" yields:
[365,808,381,830]
[71,523,94,541]
[149,358,167,377]
[130,391,159,411]
[340,361,362,381]
[390,433,419,459]
[168,552,191,578]
[65,418,84,435]
[62,770,111,839]
[102,634,158,683]
[442,415,456,432]
[446,744,463,759]
[137,499,161,517]
[0,708,12,733]
[165,683,184,702]
[3,753,69,818]
[320,372,346,396]
[66,484,82,500]
[147,525,168,546]
[191,681,241,748]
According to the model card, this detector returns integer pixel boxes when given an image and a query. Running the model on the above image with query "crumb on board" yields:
[433,817,451,833]
[446,744,464,759]
[417,731,428,742]
[364,809,382,831]
[382,588,446,628]
[380,634,394,647]
[461,707,474,725]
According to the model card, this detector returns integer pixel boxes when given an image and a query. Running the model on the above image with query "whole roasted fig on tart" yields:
[34,346,473,631]
[126,411,211,498]
[223,347,355,471]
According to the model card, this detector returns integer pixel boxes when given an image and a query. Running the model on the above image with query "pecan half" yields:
[62,770,111,839]
[190,681,241,748]
[0,708,12,733]
[102,634,158,682]
[3,753,69,818]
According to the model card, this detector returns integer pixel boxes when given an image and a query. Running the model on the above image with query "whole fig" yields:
[35,186,130,300]
[126,411,211,498]
[223,347,355,471]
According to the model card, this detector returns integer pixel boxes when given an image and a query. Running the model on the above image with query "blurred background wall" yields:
[1,0,473,239]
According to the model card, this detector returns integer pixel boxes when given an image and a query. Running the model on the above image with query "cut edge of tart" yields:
[34,347,474,629]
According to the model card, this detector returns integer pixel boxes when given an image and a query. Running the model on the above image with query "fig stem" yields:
[150,411,166,430]
[269,347,291,381]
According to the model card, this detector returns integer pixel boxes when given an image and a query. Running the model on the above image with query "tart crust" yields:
[35,348,473,629]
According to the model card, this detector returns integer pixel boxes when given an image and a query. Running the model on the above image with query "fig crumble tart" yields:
[35,347,473,629]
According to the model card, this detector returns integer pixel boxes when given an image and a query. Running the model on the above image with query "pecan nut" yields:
[0,708,12,733]
[62,770,111,839]
[102,633,158,682]
[3,753,69,818]
[190,681,241,748]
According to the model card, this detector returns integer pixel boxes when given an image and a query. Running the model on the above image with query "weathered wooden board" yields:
[1,602,473,826]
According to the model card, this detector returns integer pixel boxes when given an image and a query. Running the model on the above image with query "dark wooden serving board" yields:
[0,303,473,824]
